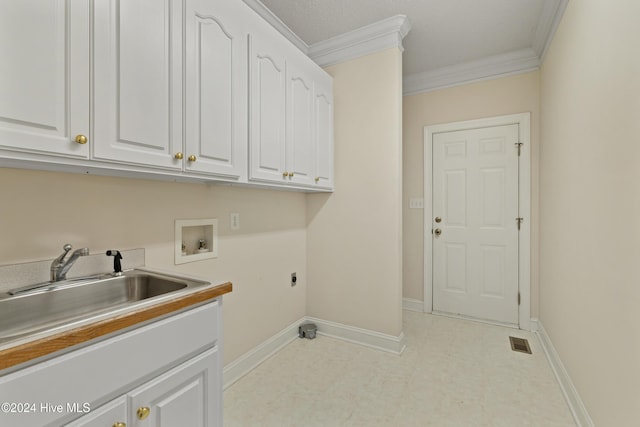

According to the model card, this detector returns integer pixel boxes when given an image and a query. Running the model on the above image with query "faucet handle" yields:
[62,244,72,252]
[106,250,123,276]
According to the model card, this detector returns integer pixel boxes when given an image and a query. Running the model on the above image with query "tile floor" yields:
[224,311,576,426]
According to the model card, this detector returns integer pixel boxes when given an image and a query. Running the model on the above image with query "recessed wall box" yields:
[175,219,218,264]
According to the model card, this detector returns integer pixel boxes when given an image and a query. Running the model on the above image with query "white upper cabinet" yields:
[286,58,316,187]
[248,31,287,183]
[184,0,247,179]
[0,0,331,190]
[249,28,334,190]
[93,0,183,170]
[0,0,89,158]
[313,72,335,189]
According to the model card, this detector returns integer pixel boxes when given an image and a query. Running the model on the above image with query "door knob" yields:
[74,134,88,144]
[434,228,442,236]
[137,407,150,420]
[434,217,442,223]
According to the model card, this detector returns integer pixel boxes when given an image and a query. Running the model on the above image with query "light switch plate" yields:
[409,198,424,209]
[230,213,240,230]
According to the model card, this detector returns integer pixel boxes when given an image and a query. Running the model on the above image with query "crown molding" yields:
[533,0,570,62]
[241,0,309,53]
[308,15,411,68]
[403,48,541,96]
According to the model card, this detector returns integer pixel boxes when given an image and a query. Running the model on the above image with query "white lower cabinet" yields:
[65,397,127,427]
[67,348,219,427]
[0,301,223,427]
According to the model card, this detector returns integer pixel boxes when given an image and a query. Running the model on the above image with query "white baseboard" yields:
[536,321,594,427]
[224,316,406,389]
[306,316,406,355]
[223,317,303,389]
[403,298,424,312]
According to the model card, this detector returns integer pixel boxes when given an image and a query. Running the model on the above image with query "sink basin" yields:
[0,271,198,341]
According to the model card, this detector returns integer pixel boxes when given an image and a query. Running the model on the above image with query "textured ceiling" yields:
[259,0,549,77]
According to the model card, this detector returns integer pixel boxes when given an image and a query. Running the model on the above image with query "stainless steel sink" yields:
[0,271,203,342]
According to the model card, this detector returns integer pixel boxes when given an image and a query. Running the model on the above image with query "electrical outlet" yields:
[230,213,240,230]
[291,272,297,287]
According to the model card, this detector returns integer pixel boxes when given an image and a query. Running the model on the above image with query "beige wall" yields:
[403,72,541,317]
[0,168,307,365]
[539,0,640,424]
[307,48,404,337]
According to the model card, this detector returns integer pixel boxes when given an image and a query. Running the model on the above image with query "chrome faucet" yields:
[50,244,90,282]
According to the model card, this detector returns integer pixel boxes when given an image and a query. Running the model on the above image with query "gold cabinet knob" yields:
[188,155,197,162]
[288,172,294,177]
[113,423,126,427]
[137,407,150,420]
[174,152,184,160]
[282,171,288,178]
[74,134,88,144]
[314,177,320,183]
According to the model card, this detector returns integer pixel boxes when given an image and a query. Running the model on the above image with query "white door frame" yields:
[423,113,531,330]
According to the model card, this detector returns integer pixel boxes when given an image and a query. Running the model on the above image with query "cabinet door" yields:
[0,0,89,158]
[285,59,315,186]
[248,32,287,183]
[93,0,182,170]
[65,396,127,427]
[128,347,220,427]
[184,0,247,179]
[314,74,334,189]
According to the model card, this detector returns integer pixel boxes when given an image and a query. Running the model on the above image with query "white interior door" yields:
[432,124,520,325]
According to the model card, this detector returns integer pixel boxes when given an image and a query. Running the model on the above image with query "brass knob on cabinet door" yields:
[137,406,150,420]
[282,171,288,178]
[188,155,197,162]
[288,172,294,177]
[74,134,88,144]
[174,152,184,160]
[113,423,126,427]
[314,177,320,183]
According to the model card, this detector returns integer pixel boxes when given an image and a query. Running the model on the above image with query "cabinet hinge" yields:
[515,142,523,156]
[518,292,521,306]
[516,217,524,230]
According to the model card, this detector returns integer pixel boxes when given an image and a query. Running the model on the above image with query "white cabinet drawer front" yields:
[0,301,219,427]
[0,0,89,158]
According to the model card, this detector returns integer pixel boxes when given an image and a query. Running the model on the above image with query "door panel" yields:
[93,0,182,169]
[432,124,519,325]
[286,63,315,186]
[184,0,246,178]
[0,0,88,158]
[249,33,286,182]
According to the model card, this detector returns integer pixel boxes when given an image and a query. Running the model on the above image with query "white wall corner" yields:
[403,298,424,313]
[241,0,309,53]
[404,47,540,96]
[308,15,411,68]
[536,321,595,427]
[223,317,303,390]
[532,0,570,62]
[529,318,539,332]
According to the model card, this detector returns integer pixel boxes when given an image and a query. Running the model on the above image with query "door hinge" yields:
[515,142,523,156]
[518,292,521,306]
[516,217,524,230]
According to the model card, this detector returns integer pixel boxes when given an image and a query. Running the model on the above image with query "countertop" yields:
[0,279,232,372]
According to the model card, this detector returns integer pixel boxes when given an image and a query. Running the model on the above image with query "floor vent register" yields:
[509,336,532,354]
